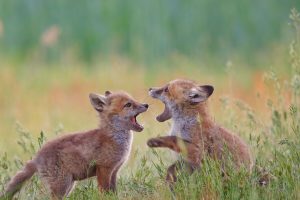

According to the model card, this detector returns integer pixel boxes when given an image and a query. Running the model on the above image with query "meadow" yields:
[0,4,300,200]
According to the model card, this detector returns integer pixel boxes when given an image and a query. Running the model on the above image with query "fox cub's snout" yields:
[90,91,148,132]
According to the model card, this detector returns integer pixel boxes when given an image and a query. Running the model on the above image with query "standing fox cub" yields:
[1,91,148,199]
[147,79,253,184]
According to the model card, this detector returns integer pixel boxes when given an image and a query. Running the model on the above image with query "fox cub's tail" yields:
[0,160,37,199]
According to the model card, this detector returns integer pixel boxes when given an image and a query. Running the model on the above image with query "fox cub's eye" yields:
[164,87,169,93]
[124,102,132,108]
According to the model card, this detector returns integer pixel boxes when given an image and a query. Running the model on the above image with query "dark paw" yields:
[147,138,162,147]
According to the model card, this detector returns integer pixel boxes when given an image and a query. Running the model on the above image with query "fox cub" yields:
[1,91,148,199]
[147,79,253,184]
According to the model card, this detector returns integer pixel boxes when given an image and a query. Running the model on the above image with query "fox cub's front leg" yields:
[147,136,193,153]
[109,164,123,192]
[96,166,114,192]
[147,136,202,181]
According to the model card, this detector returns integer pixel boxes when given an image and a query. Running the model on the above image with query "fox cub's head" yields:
[149,79,213,122]
[89,91,148,132]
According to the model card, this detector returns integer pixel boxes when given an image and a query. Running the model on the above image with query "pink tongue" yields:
[131,116,143,130]
[131,117,136,123]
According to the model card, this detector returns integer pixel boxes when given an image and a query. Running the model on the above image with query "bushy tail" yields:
[0,160,37,199]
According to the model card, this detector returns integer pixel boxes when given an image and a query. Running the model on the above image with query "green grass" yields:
[0,8,300,200]
[0,102,299,200]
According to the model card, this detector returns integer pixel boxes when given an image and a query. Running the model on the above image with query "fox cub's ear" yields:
[89,93,107,112]
[199,85,214,97]
[105,91,111,96]
[188,85,214,104]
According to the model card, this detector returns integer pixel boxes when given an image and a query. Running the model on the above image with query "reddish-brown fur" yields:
[147,79,253,185]
[1,91,148,199]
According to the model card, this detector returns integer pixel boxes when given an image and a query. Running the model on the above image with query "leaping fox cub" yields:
[1,91,148,199]
[147,79,253,184]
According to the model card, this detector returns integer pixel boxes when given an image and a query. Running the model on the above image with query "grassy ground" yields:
[0,8,300,200]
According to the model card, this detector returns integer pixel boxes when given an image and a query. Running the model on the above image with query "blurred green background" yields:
[0,0,299,64]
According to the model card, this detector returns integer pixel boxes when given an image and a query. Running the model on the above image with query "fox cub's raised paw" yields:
[147,138,164,148]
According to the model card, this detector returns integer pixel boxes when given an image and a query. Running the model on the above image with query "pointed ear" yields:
[188,89,207,104]
[105,91,111,97]
[188,85,214,104]
[199,85,214,97]
[89,93,107,112]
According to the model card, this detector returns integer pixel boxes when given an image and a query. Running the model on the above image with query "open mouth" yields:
[130,113,144,132]
[156,102,172,122]
[149,88,172,122]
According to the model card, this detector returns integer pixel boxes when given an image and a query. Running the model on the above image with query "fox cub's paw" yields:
[147,138,163,147]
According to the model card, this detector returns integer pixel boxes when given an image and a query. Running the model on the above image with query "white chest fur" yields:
[112,130,133,163]
[170,116,198,141]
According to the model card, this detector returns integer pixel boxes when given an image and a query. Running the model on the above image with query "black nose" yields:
[143,104,149,108]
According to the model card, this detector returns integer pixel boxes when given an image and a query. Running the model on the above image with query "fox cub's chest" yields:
[112,131,133,163]
[170,122,190,141]
[171,118,198,141]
